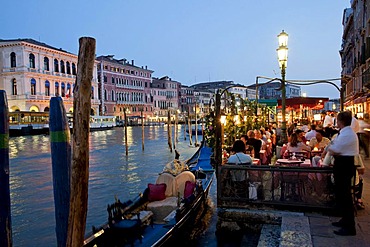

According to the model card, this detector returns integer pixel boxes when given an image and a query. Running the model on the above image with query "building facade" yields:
[341,0,370,117]
[96,55,153,120]
[249,81,301,100]
[179,85,195,118]
[0,39,100,114]
[151,76,181,121]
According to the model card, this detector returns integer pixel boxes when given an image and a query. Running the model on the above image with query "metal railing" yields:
[218,164,335,210]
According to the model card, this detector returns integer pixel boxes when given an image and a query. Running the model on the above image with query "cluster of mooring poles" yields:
[0,37,96,247]
[0,36,188,247]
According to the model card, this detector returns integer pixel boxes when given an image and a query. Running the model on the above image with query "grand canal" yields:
[8,125,207,246]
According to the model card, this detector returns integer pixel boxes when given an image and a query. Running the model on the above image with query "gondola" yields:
[83,141,214,247]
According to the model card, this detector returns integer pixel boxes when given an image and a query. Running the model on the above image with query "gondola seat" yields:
[175,171,196,198]
[147,196,178,223]
[147,171,196,223]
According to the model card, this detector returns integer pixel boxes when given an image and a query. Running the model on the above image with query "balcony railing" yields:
[7,94,99,105]
[116,84,144,90]
[218,165,335,210]
[116,100,144,105]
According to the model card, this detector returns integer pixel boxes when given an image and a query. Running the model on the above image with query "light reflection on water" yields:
[9,125,198,247]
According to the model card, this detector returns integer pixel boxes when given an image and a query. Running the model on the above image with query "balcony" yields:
[116,84,144,90]
[28,68,38,73]
[115,100,143,105]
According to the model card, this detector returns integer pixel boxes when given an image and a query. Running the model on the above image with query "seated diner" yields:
[284,133,311,158]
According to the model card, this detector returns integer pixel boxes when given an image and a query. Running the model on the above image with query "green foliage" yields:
[204,94,269,149]
[204,111,216,150]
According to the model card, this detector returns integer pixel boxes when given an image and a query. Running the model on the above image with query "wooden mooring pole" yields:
[167,110,173,152]
[184,115,186,141]
[50,97,71,247]
[188,106,193,146]
[67,37,95,247]
[141,109,144,151]
[175,110,179,143]
[0,90,12,247]
[173,111,177,150]
[124,108,128,156]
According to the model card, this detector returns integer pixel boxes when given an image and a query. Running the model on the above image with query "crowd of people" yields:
[224,110,370,236]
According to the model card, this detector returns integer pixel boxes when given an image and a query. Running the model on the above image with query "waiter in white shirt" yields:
[323,111,334,127]
[327,111,359,236]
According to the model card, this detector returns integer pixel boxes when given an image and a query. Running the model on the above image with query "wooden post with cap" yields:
[50,96,71,247]
[67,37,95,247]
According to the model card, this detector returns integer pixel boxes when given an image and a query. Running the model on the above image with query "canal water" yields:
[9,125,206,247]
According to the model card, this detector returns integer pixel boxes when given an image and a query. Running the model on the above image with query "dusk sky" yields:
[1,0,350,99]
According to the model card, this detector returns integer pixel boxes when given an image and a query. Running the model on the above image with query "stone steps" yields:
[257,214,313,247]
[257,224,280,247]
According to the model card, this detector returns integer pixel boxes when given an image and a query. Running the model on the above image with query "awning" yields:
[277,97,329,109]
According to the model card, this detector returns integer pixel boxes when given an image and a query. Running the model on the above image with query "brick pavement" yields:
[308,157,370,247]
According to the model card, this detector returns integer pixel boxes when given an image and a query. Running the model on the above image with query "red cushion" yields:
[148,183,167,202]
[184,181,196,199]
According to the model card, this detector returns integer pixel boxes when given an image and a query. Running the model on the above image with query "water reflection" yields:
[9,125,200,246]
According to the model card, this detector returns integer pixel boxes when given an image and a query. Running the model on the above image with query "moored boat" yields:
[8,111,117,136]
[83,141,214,247]
[9,111,49,137]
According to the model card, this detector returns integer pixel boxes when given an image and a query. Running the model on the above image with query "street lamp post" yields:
[277,30,289,144]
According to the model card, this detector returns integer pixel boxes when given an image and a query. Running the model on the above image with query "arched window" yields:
[91,87,94,99]
[44,57,49,71]
[72,63,76,75]
[61,82,65,97]
[60,60,65,73]
[55,82,59,96]
[29,54,35,68]
[54,59,59,72]
[10,52,16,68]
[66,62,71,74]
[30,78,36,95]
[111,90,114,101]
[67,83,71,97]
[12,78,17,95]
[113,106,116,112]
[45,80,50,96]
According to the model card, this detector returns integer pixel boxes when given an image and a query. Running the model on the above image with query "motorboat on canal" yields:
[83,141,214,247]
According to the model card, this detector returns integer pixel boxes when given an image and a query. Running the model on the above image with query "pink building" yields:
[97,55,153,121]
[151,76,181,121]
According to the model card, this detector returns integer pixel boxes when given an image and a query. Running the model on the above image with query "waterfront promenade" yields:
[308,156,370,247]
[196,156,370,247]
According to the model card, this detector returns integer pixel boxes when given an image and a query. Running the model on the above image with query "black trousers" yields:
[333,155,356,229]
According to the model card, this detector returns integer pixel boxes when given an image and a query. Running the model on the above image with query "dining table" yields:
[276,158,311,167]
